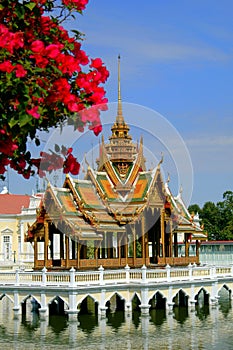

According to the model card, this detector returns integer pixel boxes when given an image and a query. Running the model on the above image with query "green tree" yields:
[188,204,201,216]
[201,201,221,240]
[189,191,233,240]
[217,191,233,240]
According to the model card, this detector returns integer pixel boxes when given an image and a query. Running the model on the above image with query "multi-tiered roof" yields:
[26,57,206,269]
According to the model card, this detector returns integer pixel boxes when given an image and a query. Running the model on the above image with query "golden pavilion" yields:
[26,58,206,270]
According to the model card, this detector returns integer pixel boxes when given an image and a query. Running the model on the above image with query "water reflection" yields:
[150,308,166,326]
[49,315,68,334]
[0,299,231,349]
[132,309,140,329]
[78,313,98,334]
[173,306,189,324]
[107,310,125,331]
[196,304,210,321]
[218,287,232,318]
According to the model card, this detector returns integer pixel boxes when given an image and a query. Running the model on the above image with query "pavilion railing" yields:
[0,264,232,287]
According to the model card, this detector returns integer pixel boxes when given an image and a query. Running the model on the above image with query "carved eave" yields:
[63,176,98,226]
[127,137,146,186]
[85,168,108,203]
[43,186,66,223]
[147,166,166,207]
[25,221,45,242]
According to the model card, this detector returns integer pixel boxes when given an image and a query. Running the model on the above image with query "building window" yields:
[3,235,11,260]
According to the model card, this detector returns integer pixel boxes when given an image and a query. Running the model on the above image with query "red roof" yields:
[0,194,30,214]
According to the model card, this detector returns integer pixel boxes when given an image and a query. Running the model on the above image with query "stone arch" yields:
[0,293,13,303]
[78,295,98,315]
[77,293,98,308]
[105,291,125,304]
[131,291,141,303]
[218,284,232,318]
[21,294,41,315]
[105,292,125,313]
[149,291,167,326]
[131,292,141,311]
[149,291,166,309]
[195,287,209,306]
[173,289,189,307]
[48,295,68,316]
[21,294,40,305]
[218,284,231,299]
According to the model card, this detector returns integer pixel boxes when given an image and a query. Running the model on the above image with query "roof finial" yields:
[117,54,123,122]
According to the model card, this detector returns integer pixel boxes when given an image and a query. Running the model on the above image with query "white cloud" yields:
[186,135,233,147]
[78,11,230,64]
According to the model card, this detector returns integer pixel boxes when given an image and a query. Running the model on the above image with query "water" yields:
[0,294,233,350]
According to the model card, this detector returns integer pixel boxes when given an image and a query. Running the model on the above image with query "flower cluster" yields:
[0,0,109,179]
[32,146,80,178]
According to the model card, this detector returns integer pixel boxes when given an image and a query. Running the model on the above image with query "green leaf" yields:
[14,4,25,20]
[19,113,32,127]
[9,118,19,128]
[25,2,36,11]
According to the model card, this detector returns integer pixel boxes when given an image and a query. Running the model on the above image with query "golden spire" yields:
[117,55,124,124]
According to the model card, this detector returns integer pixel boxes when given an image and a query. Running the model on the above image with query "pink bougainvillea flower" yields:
[31,40,45,53]
[0,60,14,73]
[0,0,109,180]
[15,64,27,78]
[26,106,40,119]
[62,0,88,11]
[63,153,80,175]
[90,58,103,69]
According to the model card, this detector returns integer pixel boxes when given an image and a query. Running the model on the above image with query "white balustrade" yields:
[0,264,231,287]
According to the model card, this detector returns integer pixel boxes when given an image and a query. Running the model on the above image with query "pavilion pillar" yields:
[117,233,120,262]
[174,232,178,257]
[196,240,200,262]
[95,240,102,267]
[65,235,69,268]
[44,221,49,267]
[125,233,128,265]
[50,233,54,260]
[60,233,64,260]
[81,242,87,259]
[155,209,161,262]
[185,233,189,257]
[169,221,173,258]
[160,209,165,259]
[132,225,136,267]
[117,233,124,266]
[107,233,113,259]
[71,240,76,260]
[34,235,38,269]
[101,233,106,259]
[141,215,146,265]
[145,232,149,261]
[77,241,81,269]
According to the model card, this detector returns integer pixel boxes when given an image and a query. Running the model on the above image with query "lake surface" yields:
[0,292,232,350]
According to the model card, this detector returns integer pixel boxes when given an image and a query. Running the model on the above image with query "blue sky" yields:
[5,0,233,207]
